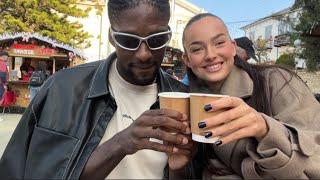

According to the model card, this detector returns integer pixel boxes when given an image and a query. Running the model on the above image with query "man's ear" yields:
[109,29,115,47]
[183,53,191,68]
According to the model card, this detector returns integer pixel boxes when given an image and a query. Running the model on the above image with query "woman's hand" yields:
[199,96,269,146]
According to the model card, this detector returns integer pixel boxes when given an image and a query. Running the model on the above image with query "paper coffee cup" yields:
[158,92,190,116]
[158,92,190,170]
[190,93,228,143]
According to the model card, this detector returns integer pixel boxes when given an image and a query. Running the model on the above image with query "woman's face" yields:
[183,16,236,84]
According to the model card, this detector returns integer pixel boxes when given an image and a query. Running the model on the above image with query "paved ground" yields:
[0,114,22,157]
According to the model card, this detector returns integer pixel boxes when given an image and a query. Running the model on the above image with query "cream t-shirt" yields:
[99,60,167,179]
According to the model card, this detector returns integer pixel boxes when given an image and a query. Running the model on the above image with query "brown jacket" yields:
[191,66,320,179]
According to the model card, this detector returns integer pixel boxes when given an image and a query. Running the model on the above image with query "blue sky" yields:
[188,0,295,38]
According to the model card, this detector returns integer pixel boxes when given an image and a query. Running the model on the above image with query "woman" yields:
[182,13,320,179]
[20,58,35,81]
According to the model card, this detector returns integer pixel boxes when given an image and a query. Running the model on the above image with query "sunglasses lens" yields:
[147,34,170,49]
[114,34,140,49]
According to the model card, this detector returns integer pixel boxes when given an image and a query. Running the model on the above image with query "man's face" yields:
[110,3,170,86]
[183,16,236,83]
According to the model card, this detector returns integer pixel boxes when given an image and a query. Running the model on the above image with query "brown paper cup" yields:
[158,92,190,116]
[158,92,190,169]
[190,93,228,143]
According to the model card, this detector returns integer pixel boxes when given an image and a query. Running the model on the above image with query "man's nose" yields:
[136,42,152,62]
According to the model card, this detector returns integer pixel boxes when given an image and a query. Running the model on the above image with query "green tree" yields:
[254,37,270,63]
[0,0,92,48]
[276,53,295,68]
[293,0,320,71]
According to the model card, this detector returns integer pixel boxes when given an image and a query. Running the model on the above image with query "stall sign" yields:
[10,44,57,57]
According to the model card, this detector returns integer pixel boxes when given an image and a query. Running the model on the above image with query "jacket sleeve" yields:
[0,77,53,179]
[242,69,320,179]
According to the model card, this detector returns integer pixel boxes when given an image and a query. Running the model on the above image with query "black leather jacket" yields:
[0,53,187,179]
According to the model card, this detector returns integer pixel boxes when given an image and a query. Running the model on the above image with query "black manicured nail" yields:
[214,140,222,146]
[205,132,212,138]
[204,104,212,112]
[198,121,206,129]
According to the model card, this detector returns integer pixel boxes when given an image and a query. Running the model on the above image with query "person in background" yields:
[0,0,195,179]
[181,13,320,179]
[0,51,9,98]
[20,58,35,81]
[29,61,49,100]
[235,36,258,64]
[166,68,179,80]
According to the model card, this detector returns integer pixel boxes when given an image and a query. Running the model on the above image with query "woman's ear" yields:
[231,40,237,56]
[183,53,191,68]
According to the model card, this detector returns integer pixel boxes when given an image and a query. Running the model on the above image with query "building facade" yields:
[241,7,300,62]
[75,0,203,62]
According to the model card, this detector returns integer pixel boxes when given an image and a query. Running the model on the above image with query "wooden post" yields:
[53,58,56,73]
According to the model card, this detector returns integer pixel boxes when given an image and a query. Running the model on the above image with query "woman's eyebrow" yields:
[210,33,226,41]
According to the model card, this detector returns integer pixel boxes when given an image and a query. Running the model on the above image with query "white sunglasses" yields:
[110,27,172,51]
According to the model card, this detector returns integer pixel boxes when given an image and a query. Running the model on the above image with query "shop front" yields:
[0,33,85,108]
[162,46,185,79]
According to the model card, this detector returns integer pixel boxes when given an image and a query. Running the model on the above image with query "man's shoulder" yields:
[54,61,102,80]
[45,60,106,93]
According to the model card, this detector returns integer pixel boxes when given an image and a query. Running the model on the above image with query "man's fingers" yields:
[145,129,189,145]
[142,139,178,154]
[146,109,187,121]
[168,148,192,157]
[144,116,189,133]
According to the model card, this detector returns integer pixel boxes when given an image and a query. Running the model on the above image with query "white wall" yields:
[169,0,204,50]
[242,10,299,62]
[75,1,111,62]
[243,19,281,61]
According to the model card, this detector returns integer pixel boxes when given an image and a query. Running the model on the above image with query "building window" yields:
[265,25,273,40]
[278,20,292,35]
[249,31,255,41]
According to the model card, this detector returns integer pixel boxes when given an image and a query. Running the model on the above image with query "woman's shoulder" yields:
[260,66,310,97]
[260,67,301,85]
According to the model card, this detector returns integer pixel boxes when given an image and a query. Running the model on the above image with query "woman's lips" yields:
[203,62,223,73]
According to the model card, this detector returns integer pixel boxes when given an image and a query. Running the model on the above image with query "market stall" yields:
[0,33,85,107]
[163,46,185,79]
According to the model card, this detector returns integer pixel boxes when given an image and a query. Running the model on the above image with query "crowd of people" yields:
[0,0,319,179]
[0,53,50,103]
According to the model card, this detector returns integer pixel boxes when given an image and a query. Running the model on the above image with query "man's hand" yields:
[116,109,190,155]
[167,134,197,170]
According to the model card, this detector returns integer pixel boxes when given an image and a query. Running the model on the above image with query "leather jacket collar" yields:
[87,52,183,99]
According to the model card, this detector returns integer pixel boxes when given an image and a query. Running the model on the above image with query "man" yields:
[235,36,258,64]
[0,0,194,179]
[0,51,8,98]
